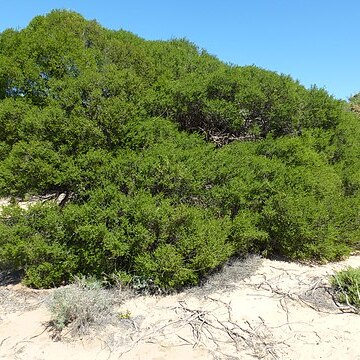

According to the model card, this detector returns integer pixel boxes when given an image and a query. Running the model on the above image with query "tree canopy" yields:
[0,10,359,289]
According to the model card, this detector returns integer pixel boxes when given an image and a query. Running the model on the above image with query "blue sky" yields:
[1,0,359,100]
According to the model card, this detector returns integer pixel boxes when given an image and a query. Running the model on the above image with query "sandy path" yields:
[0,255,359,360]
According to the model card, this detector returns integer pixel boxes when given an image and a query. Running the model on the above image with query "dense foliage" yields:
[0,11,359,289]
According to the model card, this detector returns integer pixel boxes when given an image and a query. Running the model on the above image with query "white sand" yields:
[1,255,360,360]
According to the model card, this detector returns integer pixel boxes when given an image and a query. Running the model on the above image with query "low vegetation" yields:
[46,276,121,336]
[0,10,359,290]
[331,267,360,309]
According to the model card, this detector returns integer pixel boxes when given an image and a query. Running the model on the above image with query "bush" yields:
[46,276,119,336]
[0,10,359,290]
[0,203,77,288]
[331,267,360,309]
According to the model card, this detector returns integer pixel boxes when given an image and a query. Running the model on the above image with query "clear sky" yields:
[1,0,359,100]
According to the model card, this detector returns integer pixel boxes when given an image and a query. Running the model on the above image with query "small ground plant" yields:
[46,276,121,337]
[331,267,360,309]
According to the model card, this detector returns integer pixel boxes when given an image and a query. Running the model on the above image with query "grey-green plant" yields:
[46,276,118,335]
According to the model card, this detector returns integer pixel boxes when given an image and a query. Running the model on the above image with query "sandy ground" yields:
[0,255,359,360]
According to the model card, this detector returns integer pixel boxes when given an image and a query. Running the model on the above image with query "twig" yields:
[0,336,9,348]
[29,322,52,339]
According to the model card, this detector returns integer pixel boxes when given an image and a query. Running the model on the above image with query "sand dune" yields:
[1,255,359,360]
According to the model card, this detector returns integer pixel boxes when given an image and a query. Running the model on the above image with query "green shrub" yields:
[331,267,360,308]
[0,10,359,290]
